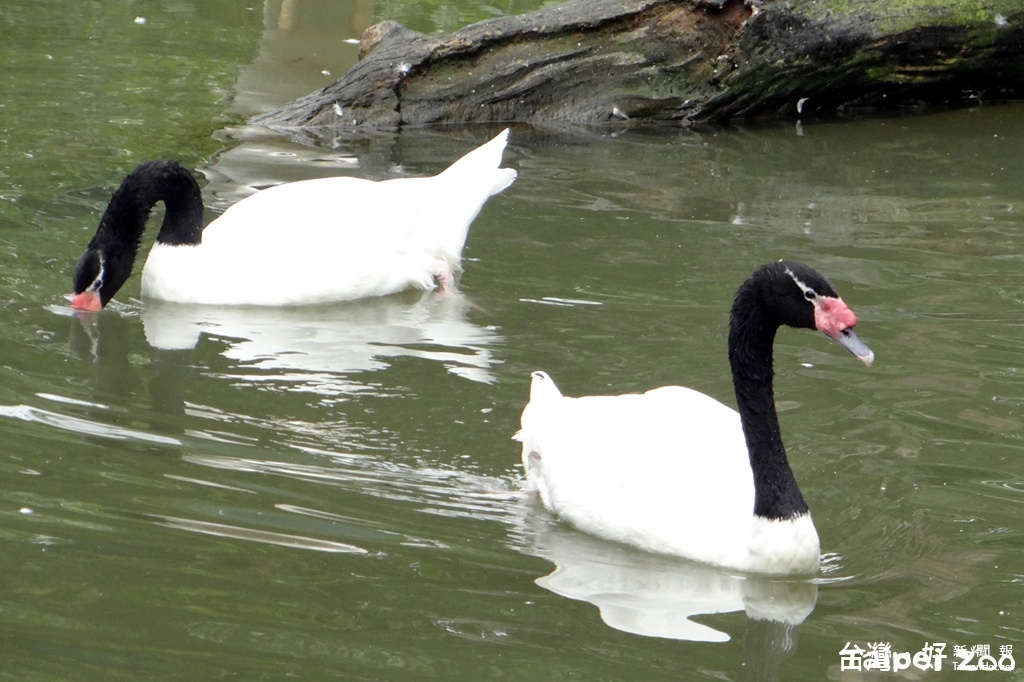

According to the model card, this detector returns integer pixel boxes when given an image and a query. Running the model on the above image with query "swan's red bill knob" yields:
[815,296,874,366]
[70,290,103,312]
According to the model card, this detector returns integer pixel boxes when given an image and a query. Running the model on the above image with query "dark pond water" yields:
[1,1,1022,679]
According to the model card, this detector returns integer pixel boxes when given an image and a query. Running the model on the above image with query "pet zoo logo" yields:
[839,642,1015,672]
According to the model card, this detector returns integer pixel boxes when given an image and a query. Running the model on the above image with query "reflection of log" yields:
[252,0,1024,130]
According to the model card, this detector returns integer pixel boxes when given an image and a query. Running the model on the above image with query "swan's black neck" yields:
[728,274,810,521]
[74,161,205,306]
[94,160,204,251]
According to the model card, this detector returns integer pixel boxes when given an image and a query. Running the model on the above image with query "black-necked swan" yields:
[514,261,874,575]
[70,130,516,310]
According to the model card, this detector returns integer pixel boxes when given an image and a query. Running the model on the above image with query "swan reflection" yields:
[137,290,501,386]
[61,290,501,413]
[516,504,817,643]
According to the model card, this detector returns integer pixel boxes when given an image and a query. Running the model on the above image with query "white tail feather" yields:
[529,371,563,402]
[440,129,517,196]
[429,129,516,265]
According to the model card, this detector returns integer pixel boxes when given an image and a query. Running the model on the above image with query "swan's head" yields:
[735,261,874,367]
[71,245,132,312]
[775,261,874,366]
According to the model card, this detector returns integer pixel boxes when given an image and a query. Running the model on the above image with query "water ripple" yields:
[0,403,180,446]
[182,451,522,526]
[151,514,368,554]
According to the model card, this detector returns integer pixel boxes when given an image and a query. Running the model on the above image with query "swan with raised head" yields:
[514,261,874,575]
[71,130,516,310]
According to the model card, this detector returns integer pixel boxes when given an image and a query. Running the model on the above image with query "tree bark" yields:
[251,0,1024,130]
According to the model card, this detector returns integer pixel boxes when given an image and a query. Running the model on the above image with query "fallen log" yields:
[251,0,1024,130]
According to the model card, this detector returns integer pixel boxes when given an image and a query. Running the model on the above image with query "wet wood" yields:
[252,0,1024,130]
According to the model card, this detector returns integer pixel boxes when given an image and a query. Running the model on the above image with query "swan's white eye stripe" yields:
[784,266,817,300]
[88,255,106,293]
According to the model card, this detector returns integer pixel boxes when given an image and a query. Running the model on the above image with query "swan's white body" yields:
[140,130,515,306]
[515,371,821,575]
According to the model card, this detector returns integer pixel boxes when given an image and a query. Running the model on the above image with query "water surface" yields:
[1,1,1022,679]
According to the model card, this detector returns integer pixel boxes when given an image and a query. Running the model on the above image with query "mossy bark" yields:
[251,0,1024,130]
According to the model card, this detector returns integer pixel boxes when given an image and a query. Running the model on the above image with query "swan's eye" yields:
[73,251,106,294]
[803,289,817,300]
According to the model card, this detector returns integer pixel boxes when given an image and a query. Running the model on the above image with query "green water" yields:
[1,1,1022,680]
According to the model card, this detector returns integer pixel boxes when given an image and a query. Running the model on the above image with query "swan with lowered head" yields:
[71,130,516,310]
[514,261,874,575]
